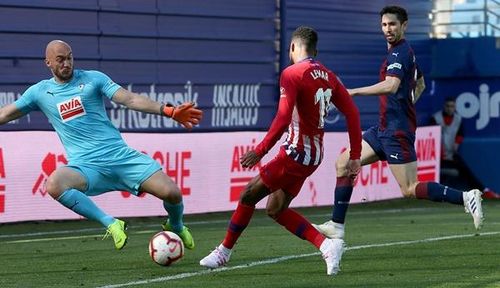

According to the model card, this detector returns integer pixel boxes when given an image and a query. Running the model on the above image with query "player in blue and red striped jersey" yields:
[200,26,362,276]
[314,5,484,246]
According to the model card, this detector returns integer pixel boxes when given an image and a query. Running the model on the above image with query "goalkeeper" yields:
[0,40,202,250]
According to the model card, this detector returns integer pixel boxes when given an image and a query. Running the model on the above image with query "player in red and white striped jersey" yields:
[254,50,361,167]
[200,26,362,276]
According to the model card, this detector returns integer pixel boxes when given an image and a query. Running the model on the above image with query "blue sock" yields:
[57,189,115,227]
[331,177,354,224]
[163,201,184,232]
[415,182,464,204]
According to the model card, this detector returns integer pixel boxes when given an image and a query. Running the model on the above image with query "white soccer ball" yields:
[149,231,184,266]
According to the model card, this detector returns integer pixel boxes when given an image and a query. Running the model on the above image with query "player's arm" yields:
[240,95,294,168]
[240,72,296,168]
[111,87,202,130]
[112,87,161,114]
[332,82,362,179]
[347,76,401,96]
[0,103,25,125]
[413,75,425,104]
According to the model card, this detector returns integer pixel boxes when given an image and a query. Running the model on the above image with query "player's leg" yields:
[224,175,270,248]
[47,166,115,226]
[314,139,380,239]
[199,175,271,268]
[107,148,193,249]
[267,190,326,248]
[265,168,345,276]
[139,170,195,249]
[387,161,419,198]
[46,166,127,249]
[389,162,484,229]
[333,140,379,223]
[385,130,483,229]
[268,190,346,276]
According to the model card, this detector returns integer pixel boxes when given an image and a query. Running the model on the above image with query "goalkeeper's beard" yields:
[55,68,74,82]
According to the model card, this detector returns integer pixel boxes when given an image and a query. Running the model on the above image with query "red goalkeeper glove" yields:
[162,102,203,130]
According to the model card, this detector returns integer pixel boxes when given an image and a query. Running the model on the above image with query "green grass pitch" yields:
[1,198,499,287]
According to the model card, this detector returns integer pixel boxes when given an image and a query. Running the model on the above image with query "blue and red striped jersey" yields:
[378,39,421,133]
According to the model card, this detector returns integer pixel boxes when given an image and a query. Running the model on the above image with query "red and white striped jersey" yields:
[254,58,361,166]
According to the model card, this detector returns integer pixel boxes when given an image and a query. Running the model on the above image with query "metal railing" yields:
[431,0,500,38]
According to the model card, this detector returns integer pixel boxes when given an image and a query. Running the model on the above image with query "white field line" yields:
[96,231,500,288]
[0,207,435,240]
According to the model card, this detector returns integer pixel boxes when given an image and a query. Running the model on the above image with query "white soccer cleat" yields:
[199,245,231,269]
[463,189,484,230]
[320,238,345,276]
[312,220,345,239]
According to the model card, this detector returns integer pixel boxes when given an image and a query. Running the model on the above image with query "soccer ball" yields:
[149,231,184,266]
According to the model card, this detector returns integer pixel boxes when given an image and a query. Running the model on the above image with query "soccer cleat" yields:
[199,245,231,269]
[320,238,345,276]
[161,222,195,250]
[103,219,128,250]
[463,189,484,230]
[312,220,345,239]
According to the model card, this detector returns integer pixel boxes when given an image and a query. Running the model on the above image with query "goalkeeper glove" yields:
[162,102,203,130]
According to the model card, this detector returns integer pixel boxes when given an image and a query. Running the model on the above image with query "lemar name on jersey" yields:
[310,69,329,81]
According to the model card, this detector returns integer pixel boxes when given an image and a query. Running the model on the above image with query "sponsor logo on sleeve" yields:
[280,87,287,98]
[387,63,402,70]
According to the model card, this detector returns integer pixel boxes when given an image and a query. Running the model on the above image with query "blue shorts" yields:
[362,126,417,164]
[67,147,162,196]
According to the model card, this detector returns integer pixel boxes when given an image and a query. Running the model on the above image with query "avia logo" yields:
[57,96,86,122]
[416,134,436,161]
[229,139,261,202]
[0,148,6,213]
[32,153,67,196]
[456,84,500,130]
[416,132,437,182]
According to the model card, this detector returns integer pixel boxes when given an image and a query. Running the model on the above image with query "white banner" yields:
[0,127,440,223]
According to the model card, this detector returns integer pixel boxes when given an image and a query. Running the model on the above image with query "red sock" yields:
[275,208,325,249]
[415,182,429,199]
[222,202,255,249]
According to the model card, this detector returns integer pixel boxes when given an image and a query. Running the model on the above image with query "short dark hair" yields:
[380,6,408,23]
[444,96,456,103]
[291,26,318,54]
